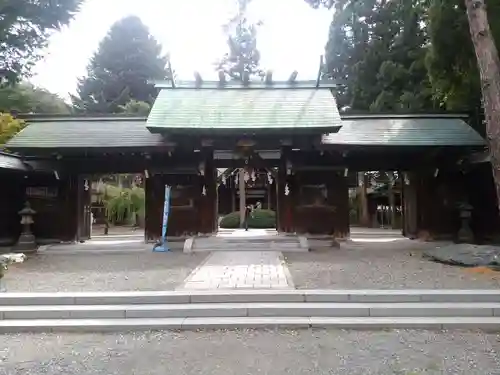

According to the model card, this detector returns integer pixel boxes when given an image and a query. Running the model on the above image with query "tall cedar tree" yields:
[323,0,434,112]
[0,0,82,85]
[72,16,168,113]
[216,0,264,81]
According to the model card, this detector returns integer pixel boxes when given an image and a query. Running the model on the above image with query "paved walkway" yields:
[180,251,293,290]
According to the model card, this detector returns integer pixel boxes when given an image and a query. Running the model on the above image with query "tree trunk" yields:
[465,0,500,211]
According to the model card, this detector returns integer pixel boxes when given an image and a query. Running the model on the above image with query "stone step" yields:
[193,241,300,247]
[349,232,404,239]
[1,302,499,320]
[197,239,300,245]
[2,290,500,306]
[2,316,500,333]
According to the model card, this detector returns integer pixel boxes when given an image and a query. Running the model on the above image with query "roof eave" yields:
[147,125,342,135]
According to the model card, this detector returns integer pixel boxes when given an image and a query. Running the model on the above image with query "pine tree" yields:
[216,0,264,82]
[0,0,82,85]
[72,15,168,113]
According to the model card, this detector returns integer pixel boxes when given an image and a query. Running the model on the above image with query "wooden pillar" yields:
[201,150,217,233]
[63,174,79,242]
[276,149,288,232]
[239,168,245,227]
[76,175,91,242]
[402,172,418,238]
[144,173,161,242]
[330,173,350,239]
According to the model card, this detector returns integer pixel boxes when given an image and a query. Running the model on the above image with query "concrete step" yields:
[191,236,306,252]
[2,290,500,306]
[191,248,306,252]
[2,316,500,333]
[1,302,499,320]
[196,239,300,245]
[193,242,301,248]
[349,231,404,239]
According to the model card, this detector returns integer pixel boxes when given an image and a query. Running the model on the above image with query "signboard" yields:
[153,185,171,252]
[26,187,58,199]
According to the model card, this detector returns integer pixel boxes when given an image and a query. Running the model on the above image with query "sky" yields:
[30,0,333,100]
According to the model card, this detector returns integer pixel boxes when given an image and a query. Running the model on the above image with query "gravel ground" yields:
[0,329,499,374]
[285,240,500,289]
[3,251,207,292]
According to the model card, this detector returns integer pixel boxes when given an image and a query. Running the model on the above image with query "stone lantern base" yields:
[14,233,37,253]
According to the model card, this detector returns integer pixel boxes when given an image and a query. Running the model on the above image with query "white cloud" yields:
[30,0,332,99]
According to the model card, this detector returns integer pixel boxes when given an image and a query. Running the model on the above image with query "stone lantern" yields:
[457,201,474,243]
[15,201,37,253]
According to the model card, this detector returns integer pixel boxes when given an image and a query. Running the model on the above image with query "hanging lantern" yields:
[251,170,256,182]
[285,183,290,196]
[202,185,207,196]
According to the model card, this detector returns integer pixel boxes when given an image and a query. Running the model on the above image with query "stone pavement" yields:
[180,251,293,290]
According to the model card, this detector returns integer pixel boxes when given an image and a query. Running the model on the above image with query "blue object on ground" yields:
[153,185,171,252]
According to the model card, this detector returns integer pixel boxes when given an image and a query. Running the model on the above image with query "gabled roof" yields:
[146,83,342,134]
[7,116,174,151]
[322,114,486,147]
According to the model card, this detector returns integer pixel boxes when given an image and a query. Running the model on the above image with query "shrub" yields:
[103,184,145,225]
[220,209,276,229]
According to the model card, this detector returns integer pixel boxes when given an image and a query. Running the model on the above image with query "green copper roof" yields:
[0,152,27,171]
[7,117,173,151]
[322,115,485,147]
[146,87,342,133]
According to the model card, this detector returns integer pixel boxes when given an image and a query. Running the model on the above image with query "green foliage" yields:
[119,100,151,115]
[72,15,168,113]
[0,0,82,85]
[305,0,499,121]
[322,0,435,112]
[220,209,276,229]
[103,184,145,225]
[215,0,264,81]
[425,0,500,133]
[0,113,25,149]
[0,83,71,113]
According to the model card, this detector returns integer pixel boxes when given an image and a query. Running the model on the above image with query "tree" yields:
[0,113,25,149]
[0,0,82,85]
[0,83,71,114]
[215,0,264,81]
[72,15,168,113]
[465,0,500,210]
[119,100,151,116]
[322,0,435,112]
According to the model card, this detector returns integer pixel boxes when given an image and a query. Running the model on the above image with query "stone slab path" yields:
[180,251,293,290]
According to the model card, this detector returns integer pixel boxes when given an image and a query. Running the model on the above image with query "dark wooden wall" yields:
[0,172,24,244]
[26,173,79,242]
[287,170,349,237]
[144,153,217,240]
[0,172,79,244]
[403,170,464,240]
